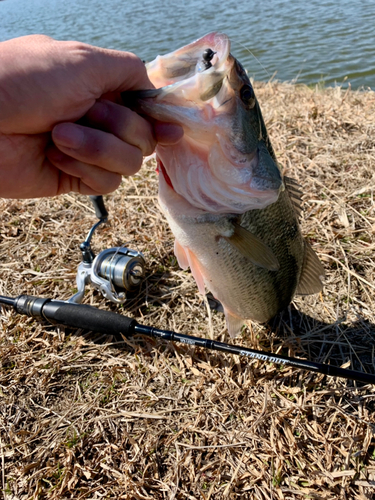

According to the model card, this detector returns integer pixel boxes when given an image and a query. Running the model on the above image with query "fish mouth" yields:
[124,32,283,213]
[145,32,231,88]
[124,32,232,112]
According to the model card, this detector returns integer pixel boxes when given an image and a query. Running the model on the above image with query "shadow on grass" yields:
[266,304,375,376]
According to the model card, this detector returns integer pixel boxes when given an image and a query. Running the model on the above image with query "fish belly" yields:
[160,173,305,334]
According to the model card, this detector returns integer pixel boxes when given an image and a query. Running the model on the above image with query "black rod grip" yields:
[42,301,137,336]
[89,195,108,220]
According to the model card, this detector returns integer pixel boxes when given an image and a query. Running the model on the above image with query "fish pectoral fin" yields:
[296,241,325,295]
[223,223,280,271]
[174,240,189,270]
[224,309,245,338]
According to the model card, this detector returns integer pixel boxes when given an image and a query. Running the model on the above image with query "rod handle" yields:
[14,295,136,336]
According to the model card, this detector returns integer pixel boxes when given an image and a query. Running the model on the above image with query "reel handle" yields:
[89,195,108,220]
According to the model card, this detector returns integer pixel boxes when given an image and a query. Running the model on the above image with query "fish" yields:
[128,32,325,337]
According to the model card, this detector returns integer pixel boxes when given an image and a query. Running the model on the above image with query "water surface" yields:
[0,0,374,88]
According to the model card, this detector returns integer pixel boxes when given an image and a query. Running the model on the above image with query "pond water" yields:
[0,0,374,89]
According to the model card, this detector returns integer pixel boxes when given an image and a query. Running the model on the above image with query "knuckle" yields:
[86,99,112,126]
[126,52,147,75]
[92,173,122,194]
[124,149,143,176]
[137,120,156,156]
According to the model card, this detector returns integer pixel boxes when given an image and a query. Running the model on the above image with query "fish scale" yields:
[167,187,304,327]
[237,189,303,318]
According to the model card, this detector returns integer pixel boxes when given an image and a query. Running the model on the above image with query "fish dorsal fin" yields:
[223,223,280,271]
[296,241,325,295]
[284,176,303,216]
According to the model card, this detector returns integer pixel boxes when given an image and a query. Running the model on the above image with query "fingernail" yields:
[155,122,184,145]
[53,123,84,149]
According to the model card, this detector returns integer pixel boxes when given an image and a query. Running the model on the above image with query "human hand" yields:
[0,35,182,198]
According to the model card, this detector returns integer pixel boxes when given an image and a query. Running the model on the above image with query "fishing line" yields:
[230,38,271,79]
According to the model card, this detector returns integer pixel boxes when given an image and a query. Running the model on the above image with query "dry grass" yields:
[1,81,375,499]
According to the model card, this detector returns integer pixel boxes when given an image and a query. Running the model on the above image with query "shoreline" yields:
[251,77,374,93]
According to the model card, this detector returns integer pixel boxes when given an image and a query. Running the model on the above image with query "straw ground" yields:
[1,82,375,499]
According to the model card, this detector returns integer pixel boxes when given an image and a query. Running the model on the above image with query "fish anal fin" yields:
[174,239,189,270]
[223,223,279,271]
[224,309,245,338]
[284,175,303,216]
[296,241,325,295]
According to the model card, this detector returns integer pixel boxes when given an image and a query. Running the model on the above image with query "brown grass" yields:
[1,81,375,499]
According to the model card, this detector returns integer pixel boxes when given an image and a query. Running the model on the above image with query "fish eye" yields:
[240,84,255,103]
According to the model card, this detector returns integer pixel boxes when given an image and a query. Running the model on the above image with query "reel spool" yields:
[68,196,145,305]
[96,249,144,293]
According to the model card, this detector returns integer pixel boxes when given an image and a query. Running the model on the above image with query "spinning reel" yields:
[68,196,145,304]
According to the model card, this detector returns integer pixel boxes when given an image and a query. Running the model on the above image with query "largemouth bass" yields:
[130,32,324,336]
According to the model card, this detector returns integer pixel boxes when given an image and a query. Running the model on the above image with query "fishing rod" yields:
[1,293,375,385]
[2,196,374,384]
